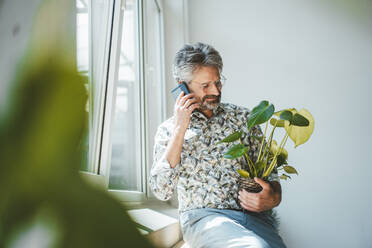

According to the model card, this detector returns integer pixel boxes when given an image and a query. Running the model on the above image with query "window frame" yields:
[78,0,116,188]
[97,0,166,203]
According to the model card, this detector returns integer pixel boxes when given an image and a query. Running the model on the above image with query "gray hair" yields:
[172,42,223,83]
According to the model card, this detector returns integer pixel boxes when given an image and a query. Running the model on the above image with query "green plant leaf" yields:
[276,154,287,167]
[283,165,298,174]
[284,109,314,148]
[216,131,242,145]
[223,144,248,159]
[237,169,250,178]
[250,135,264,141]
[255,161,266,172]
[291,113,309,126]
[269,140,288,159]
[280,174,291,180]
[280,110,293,121]
[247,101,275,131]
[270,118,285,127]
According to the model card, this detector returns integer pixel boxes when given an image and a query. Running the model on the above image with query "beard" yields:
[199,94,221,111]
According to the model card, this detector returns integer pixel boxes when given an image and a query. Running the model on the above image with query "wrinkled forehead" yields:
[190,66,220,84]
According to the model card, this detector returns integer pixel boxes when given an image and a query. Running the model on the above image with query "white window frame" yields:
[79,0,116,188]
[97,0,166,203]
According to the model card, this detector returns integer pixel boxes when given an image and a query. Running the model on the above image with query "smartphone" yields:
[171,82,190,101]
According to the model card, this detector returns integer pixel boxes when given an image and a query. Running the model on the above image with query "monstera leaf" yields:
[270,118,285,128]
[284,109,314,147]
[279,110,309,126]
[217,131,242,145]
[223,144,248,159]
[247,101,274,131]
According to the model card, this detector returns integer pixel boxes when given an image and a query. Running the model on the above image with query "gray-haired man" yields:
[149,42,286,248]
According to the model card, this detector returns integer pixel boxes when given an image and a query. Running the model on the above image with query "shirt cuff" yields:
[150,155,180,177]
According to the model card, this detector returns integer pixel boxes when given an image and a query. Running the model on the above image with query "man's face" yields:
[186,66,222,111]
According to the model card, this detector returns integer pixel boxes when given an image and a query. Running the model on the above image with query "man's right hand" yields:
[173,92,200,133]
[164,92,199,168]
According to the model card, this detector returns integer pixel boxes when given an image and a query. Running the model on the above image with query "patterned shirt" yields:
[149,103,279,213]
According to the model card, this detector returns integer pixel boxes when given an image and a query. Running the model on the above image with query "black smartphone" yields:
[171,82,190,101]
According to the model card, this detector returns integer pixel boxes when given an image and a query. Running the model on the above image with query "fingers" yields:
[187,102,200,113]
[184,98,198,109]
[179,93,195,107]
[175,91,185,104]
[238,190,261,212]
[240,200,260,213]
[254,177,271,191]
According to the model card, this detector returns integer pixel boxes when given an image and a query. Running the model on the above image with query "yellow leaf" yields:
[237,169,250,178]
[284,109,314,147]
[269,140,288,159]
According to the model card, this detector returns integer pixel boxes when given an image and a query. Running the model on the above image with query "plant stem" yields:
[257,121,268,162]
[240,138,256,177]
[244,153,256,177]
[261,125,276,163]
[263,133,289,178]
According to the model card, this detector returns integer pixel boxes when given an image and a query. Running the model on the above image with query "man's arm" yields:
[149,92,199,200]
[238,177,282,213]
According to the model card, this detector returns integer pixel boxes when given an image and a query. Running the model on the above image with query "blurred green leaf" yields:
[217,131,242,145]
[223,144,248,159]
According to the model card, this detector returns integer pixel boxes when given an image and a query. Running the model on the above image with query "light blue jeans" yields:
[180,208,287,248]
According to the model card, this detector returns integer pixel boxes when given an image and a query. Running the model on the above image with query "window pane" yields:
[109,0,142,191]
[76,0,90,171]
[76,0,112,173]
[144,0,164,179]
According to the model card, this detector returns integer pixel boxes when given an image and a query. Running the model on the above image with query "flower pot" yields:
[238,177,263,193]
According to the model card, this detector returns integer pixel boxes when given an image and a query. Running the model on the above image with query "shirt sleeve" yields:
[148,125,181,201]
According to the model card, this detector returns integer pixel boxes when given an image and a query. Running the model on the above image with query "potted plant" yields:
[217,100,314,193]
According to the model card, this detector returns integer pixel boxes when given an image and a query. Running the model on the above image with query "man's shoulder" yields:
[220,102,251,115]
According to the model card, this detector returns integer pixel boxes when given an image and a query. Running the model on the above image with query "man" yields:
[149,42,286,248]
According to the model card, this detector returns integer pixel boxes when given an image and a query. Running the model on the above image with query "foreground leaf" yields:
[247,101,275,131]
[216,131,242,145]
[223,144,248,159]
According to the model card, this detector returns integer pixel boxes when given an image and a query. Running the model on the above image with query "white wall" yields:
[162,0,189,118]
[185,0,372,247]
[0,0,43,114]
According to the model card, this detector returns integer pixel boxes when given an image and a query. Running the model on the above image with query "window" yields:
[96,0,166,201]
[108,0,142,191]
[76,0,114,178]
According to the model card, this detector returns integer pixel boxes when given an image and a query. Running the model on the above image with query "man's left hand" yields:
[238,177,281,212]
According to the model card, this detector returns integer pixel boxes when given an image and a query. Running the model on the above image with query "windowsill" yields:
[123,199,184,247]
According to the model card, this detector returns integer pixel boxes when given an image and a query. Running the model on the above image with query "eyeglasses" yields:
[191,75,226,91]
